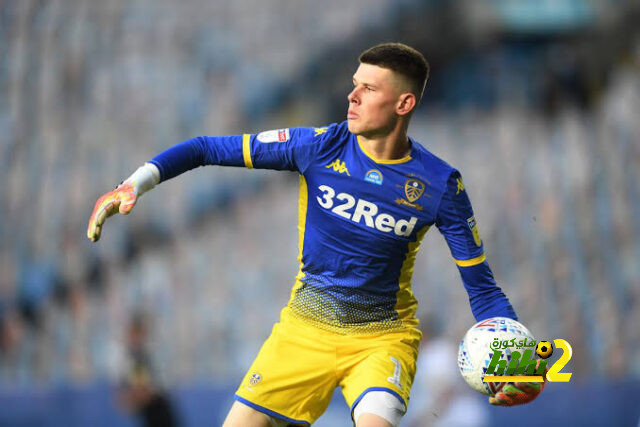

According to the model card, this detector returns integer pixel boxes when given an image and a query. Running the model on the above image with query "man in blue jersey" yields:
[88,43,544,426]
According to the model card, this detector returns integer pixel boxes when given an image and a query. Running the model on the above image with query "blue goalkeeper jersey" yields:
[150,121,516,334]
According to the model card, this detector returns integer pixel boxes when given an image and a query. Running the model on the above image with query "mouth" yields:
[347,111,359,120]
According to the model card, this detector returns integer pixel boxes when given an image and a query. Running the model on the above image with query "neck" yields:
[358,121,411,161]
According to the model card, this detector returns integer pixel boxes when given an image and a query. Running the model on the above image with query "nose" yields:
[348,87,359,105]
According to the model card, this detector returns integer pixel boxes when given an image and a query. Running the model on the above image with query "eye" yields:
[365,86,374,92]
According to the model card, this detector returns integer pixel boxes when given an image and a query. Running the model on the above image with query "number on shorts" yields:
[387,356,402,388]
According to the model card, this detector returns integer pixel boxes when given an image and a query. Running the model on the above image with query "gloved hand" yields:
[87,181,137,242]
[87,163,159,242]
[489,365,547,406]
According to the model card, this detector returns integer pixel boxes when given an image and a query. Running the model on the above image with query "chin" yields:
[347,120,362,135]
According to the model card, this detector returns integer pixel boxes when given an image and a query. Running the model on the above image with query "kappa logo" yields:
[325,158,350,176]
[314,127,328,137]
[456,177,465,194]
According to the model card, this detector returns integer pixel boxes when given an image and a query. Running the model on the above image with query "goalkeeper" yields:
[88,43,543,426]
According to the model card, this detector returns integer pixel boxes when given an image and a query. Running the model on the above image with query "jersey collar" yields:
[356,135,413,165]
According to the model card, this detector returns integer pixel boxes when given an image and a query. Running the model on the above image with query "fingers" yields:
[489,381,543,406]
[499,384,519,398]
[489,384,513,406]
[87,191,121,242]
[117,182,137,215]
[489,392,518,406]
[87,198,119,242]
[489,393,509,406]
[489,366,549,406]
[514,382,540,395]
[490,384,517,406]
[87,183,138,242]
[118,196,136,215]
[87,198,104,242]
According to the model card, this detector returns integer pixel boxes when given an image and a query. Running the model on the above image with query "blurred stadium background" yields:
[1,0,639,425]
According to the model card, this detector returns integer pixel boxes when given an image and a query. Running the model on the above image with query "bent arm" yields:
[455,260,517,321]
[435,171,517,321]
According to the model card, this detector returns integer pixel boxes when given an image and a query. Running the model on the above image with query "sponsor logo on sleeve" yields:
[467,216,482,246]
[257,128,290,143]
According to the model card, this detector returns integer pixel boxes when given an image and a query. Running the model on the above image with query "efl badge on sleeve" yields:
[257,128,290,143]
[467,216,482,247]
[404,179,425,202]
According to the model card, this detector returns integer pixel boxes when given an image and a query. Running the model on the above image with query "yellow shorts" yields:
[234,309,421,425]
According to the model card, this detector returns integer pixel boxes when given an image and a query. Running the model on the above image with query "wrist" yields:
[123,163,160,196]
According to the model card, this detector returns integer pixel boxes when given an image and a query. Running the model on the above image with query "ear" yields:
[396,93,416,116]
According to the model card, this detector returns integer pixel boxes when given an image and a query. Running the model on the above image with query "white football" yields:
[457,317,535,396]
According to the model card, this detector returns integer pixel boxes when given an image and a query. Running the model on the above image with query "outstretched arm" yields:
[87,133,247,242]
[87,125,332,242]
